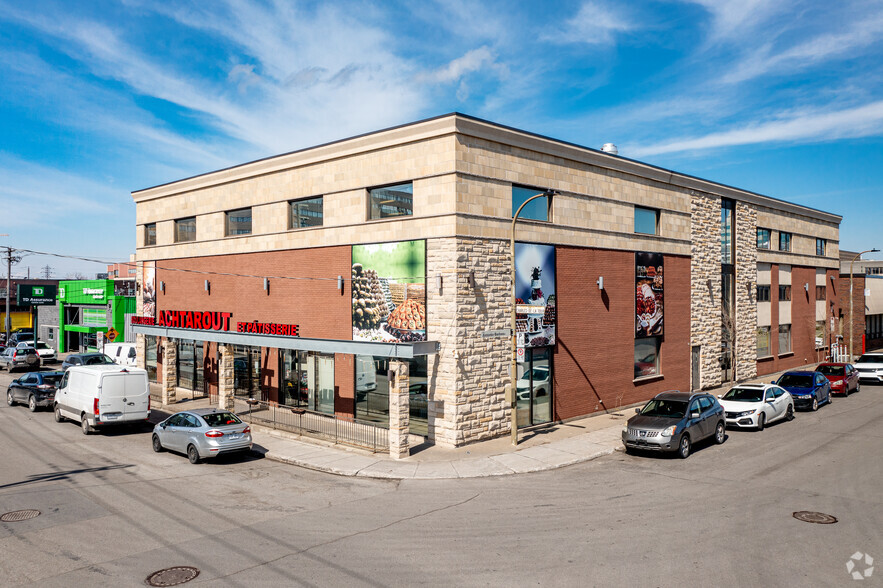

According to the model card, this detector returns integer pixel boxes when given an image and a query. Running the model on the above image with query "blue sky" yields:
[2,0,882,277]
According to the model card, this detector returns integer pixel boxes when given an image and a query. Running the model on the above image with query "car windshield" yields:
[42,375,63,387]
[84,354,115,365]
[639,399,687,418]
[816,365,844,376]
[857,354,883,363]
[722,388,763,402]
[35,343,51,350]
[778,374,813,387]
[201,412,242,427]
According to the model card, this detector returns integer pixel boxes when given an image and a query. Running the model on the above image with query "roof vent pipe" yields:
[601,143,618,155]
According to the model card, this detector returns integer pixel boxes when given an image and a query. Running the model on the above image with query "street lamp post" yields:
[849,248,880,361]
[510,190,554,446]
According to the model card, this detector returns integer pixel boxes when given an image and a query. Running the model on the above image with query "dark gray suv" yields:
[622,391,726,458]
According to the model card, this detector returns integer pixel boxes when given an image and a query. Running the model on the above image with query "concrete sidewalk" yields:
[152,360,834,480]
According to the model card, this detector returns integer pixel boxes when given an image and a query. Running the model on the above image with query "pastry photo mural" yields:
[352,240,426,343]
[635,252,664,338]
[514,242,556,349]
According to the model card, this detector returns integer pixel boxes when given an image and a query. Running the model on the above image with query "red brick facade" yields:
[553,247,691,418]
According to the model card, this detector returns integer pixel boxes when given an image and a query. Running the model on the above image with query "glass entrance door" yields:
[278,349,334,414]
[516,347,553,428]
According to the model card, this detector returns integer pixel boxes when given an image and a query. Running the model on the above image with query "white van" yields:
[54,365,151,434]
[104,342,137,366]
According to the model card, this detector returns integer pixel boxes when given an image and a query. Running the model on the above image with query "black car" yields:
[61,352,117,371]
[7,329,35,347]
[7,371,65,411]
[622,391,726,458]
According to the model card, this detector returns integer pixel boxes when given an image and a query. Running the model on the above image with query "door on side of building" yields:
[516,347,553,428]
[692,346,701,391]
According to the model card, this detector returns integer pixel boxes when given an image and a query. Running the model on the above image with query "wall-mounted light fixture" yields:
[596,276,604,290]
[205,280,211,294]
[159,281,165,293]
[466,271,475,288]
[337,275,344,293]
[263,277,269,294]
[804,282,809,293]
[435,274,443,294]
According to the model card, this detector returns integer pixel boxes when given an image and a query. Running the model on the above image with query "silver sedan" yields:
[152,408,253,464]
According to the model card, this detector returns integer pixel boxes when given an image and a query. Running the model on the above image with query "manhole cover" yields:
[145,566,200,586]
[793,511,838,524]
[1,509,41,522]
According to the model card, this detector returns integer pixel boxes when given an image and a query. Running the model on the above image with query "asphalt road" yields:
[0,366,881,587]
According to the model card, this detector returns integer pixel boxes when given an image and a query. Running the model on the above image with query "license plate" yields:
[228,433,241,440]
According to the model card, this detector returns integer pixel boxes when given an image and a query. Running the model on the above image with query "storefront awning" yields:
[131,325,439,358]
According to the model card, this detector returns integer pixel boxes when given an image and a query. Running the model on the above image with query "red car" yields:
[815,363,860,396]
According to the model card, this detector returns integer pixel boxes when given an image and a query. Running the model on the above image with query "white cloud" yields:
[543,1,637,45]
[683,0,792,42]
[420,47,498,84]
[630,100,883,156]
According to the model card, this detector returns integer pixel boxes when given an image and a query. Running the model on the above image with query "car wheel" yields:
[786,404,794,421]
[855,381,860,394]
[187,444,201,464]
[54,405,64,423]
[757,413,765,431]
[81,416,92,435]
[677,435,691,459]
[28,395,37,412]
[623,446,634,455]
[811,397,819,411]
[714,421,726,444]
[6,390,14,406]
[152,434,163,453]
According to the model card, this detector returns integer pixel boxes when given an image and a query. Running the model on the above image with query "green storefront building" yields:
[57,280,136,353]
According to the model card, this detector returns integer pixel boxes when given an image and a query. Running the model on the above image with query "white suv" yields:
[17,340,57,363]
[854,353,883,383]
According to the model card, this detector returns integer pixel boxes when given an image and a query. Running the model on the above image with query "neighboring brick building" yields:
[840,251,883,354]
[130,113,841,449]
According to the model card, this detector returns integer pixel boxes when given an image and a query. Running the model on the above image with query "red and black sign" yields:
[237,321,299,337]
[157,310,233,331]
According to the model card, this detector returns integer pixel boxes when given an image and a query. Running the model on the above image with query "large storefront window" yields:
[145,336,157,382]
[354,355,428,435]
[634,338,660,379]
[177,339,204,392]
[233,345,261,398]
[279,350,335,414]
[516,347,552,428]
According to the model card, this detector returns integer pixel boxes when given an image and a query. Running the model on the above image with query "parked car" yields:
[622,391,725,458]
[0,346,41,372]
[815,362,860,395]
[17,340,57,363]
[61,352,116,371]
[775,371,831,411]
[7,371,65,411]
[103,342,137,366]
[152,409,252,464]
[718,383,794,430]
[7,328,35,346]
[854,353,883,384]
[54,365,151,434]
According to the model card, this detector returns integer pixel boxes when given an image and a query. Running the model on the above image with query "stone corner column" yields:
[135,333,146,370]
[218,344,235,411]
[161,338,177,405]
[388,359,410,459]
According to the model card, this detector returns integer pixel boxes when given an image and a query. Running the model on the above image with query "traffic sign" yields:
[106,328,118,342]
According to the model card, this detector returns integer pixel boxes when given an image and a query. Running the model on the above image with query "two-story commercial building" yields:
[130,113,841,449]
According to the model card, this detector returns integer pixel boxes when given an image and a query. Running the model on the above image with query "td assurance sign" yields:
[17,284,58,305]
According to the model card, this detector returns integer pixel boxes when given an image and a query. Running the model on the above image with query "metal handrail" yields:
[233,397,388,453]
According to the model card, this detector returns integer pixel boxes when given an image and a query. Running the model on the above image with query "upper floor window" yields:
[145,223,157,246]
[779,231,792,252]
[816,285,826,301]
[369,182,412,220]
[174,217,196,243]
[778,285,791,301]
[757,228,771,249]
[634,206,658,235]
[721,199,735,264]
[512,185,550,222]
[225,208,252,236]
[816,238,826,256]
[757,285,771,302]
[289,197,323,229]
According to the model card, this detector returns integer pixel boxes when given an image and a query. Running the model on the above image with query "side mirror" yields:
[634,408,641,414]
[690,411,700,419]
[716,394,722,399]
